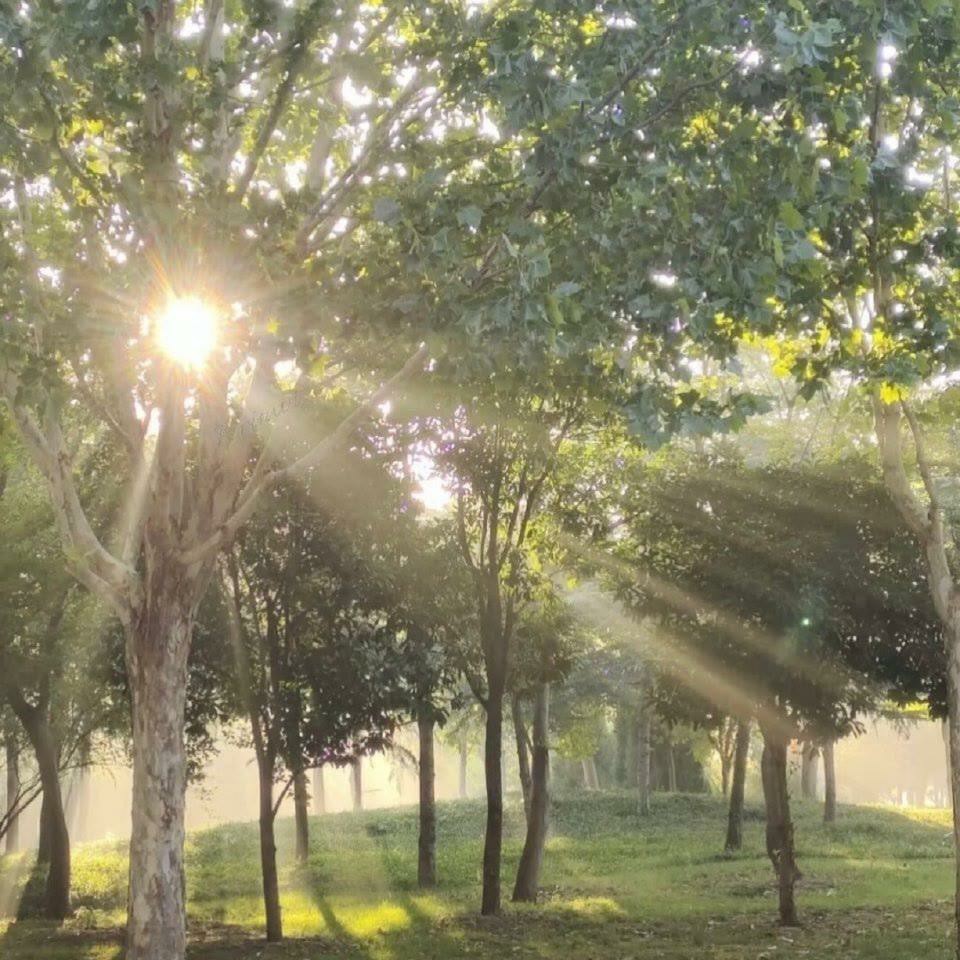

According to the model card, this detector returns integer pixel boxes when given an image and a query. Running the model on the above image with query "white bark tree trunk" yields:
[125,605,193,960]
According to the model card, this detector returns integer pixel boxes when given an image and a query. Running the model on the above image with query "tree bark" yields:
[943,720,952,807]
[351,757,363,812]
[637,708,652,815]
[724,719,751,853]
[313,766,326,815]
[417,715,437,888]
[512,694,532,821]
[800,742,819,800]
[4,733,19,854]
[293,769,310,863]
[512,682,550,902]
[614,706,630,787]
[124,605,193,960]
[37,788,52,865]
[458,732,468,800]
[945,648,960,959]
[720,753,731,799]
[822,738,837,823]
[760,728,799,926]
[10,699,70,920]
[481,686,505,915]
[581,756,599,791]
[257,755,283,942]
[666,744,677,792]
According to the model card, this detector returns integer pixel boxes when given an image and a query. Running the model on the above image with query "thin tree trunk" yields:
[9,699,70,920]
[257,756,282,942]
[625,712,639,789]
[724,719,751,853]
[761,728,799,926]
[800,743,819,800]
[512,694,532,821]
[481,686,505,915]
[720,753,731,799]
[512,682,549,902]
[946,651,960,959]
[458,732,468,800]
[943,720,952,807]
[351,757,363,812]
[822,739,837,823]
[36,789,52,864]
[124,608,193,960]
[4,733,18,854]
[666,744,677,792]
[614,707,629,787]
[581,756,599,790]
[417,715,437,888]
[313,766,326,815]
[37,733,69,920]
[637,709,652,815]
[293,769,309,863]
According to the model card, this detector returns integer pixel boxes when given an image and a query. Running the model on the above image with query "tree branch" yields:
[181,343,428,566]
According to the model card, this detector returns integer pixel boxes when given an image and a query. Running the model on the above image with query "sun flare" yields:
[156,295,218,369]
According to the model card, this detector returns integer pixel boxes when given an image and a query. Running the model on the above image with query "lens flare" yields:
[156,296,218,369]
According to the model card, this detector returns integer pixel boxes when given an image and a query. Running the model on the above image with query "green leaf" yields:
[456,205,483,229]
[373,198,401,224]
[778,201,805,231]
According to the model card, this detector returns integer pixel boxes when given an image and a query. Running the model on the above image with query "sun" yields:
[155,295,218,369]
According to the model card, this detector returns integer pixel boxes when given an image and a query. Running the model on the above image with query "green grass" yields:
[1,792,956,958]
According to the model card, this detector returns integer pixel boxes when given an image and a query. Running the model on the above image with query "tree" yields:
[0,428,128,919]
[437,396,580,914]
[0,0,461,951]
[223,460,417,941]
[610,453,940,923]
[510,598,573,903]
[724,719,752,853]
[649,5,960,947]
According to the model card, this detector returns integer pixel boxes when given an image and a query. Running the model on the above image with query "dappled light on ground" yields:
[1,792,957,959]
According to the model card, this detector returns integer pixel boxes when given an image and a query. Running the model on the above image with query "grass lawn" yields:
[0,791,956,959]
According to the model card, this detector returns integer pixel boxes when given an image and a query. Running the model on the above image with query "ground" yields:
[0,792,955,959]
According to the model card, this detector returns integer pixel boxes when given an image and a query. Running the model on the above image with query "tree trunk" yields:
[458,733,468,800]
[124,607,193,960]
[666,744,677,792]
[801,743,819,801]
[293,769,310,863]
[417,715,437,888]
[4,733,19,854]
[637,709,652,815]
[37,788,52,864]
[351,757,363,812]
[822,738,837,823]
[946,649,960,959]
[943,720,952,807]
[481,686,505,915]
[8,697,70,921]
[614,706,629,787]
[33,724,70,919]
[581,756,599,791]
[720,753,731,799]
[512,682,550,902]
[760,728,799,926]
[257,755,282,942]
[313,766,326,815]
[724,719,751,853]
[512,694,532,821]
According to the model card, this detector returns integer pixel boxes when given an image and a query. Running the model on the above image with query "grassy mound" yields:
[0,791,955,958]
